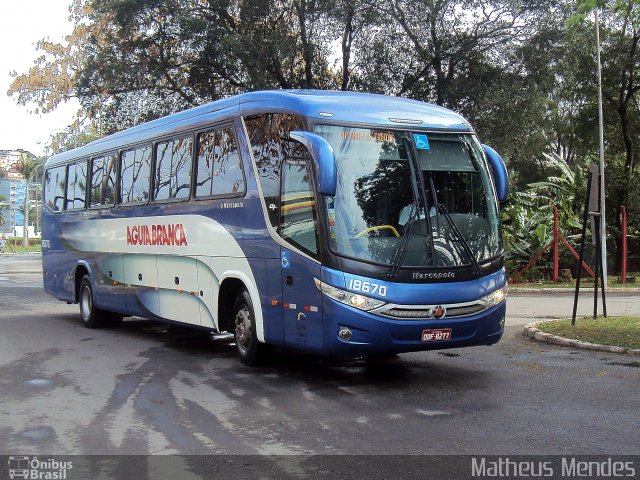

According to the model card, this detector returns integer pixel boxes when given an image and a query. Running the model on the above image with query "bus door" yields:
[281,248,323,351]
[279,159,323,351]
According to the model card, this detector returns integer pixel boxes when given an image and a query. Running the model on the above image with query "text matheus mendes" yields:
[471,457,636,478]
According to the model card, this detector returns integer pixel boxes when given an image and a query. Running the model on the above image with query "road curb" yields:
[523,320,640,355]
[511,287,640,294]
[3,270,42,274]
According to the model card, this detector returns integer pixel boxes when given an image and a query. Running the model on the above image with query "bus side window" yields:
[195,127,245,198]
[244,113,306,229]
[120,146,151,204]
[44,166,65,212]
[91,157,105,206]
[280,159,319,257]
[103,154,117,205]
[65,161,87,210]
[90,154,117,207]
[154,136,193,201]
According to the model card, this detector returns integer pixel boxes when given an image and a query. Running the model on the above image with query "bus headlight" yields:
[481,285,508,306]
[315,279,386,311]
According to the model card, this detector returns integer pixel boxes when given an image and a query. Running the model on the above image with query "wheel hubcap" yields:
[235,305,252,353]
[80,286,91,320]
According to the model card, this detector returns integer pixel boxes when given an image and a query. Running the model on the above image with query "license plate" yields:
[421,328,452,342]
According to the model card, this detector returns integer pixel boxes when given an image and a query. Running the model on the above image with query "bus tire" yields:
[233,289,266,366]
[78,275,108,329]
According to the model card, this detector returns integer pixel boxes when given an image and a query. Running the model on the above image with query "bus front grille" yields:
[377,302,488,320]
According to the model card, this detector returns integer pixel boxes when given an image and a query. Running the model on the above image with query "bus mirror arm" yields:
[289,131,337,197]
[482,144,508,203]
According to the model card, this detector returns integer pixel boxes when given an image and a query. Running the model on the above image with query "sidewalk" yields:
[0,255,43,275]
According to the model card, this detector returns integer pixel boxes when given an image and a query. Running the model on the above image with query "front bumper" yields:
[322,296,506,357]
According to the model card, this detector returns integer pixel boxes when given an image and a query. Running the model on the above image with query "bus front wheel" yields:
[79,275,110,329]
[233,289,267,366]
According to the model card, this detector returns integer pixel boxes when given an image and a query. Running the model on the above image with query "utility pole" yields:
[10,180,16,250]
[35,184,39,237]
[33,164,42,238]
[23,179,29,251]
[9,180,13,234]
[595,9,608,288]
[9,181,12,237]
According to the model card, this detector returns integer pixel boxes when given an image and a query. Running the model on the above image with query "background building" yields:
[0,177,27,235]
[0,150,22,172]
[0,149,42,237]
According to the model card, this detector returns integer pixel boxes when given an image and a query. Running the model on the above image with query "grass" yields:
[2,243,41,254]
[537,316,640,350]
[512,275,638,289]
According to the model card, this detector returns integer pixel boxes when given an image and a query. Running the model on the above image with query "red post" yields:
[621,206,627,284]
[553,206,559,282]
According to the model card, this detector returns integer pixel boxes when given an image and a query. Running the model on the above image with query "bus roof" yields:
[45,90,472,167]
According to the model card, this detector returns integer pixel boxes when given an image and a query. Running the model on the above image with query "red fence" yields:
[510,205,631,284]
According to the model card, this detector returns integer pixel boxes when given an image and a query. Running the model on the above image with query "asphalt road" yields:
[0,255,639,456]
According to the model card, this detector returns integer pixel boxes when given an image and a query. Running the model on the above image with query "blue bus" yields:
[41,90,508,365]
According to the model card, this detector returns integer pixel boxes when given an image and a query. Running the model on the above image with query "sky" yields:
[0,1,79,157]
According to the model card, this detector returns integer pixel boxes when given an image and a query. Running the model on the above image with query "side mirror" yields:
[289,131,337,196]
[482,144,508,202]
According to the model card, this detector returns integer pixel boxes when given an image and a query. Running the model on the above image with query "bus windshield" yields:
[315,125,501,269]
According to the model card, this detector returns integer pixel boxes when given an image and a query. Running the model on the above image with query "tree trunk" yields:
[619,104,635,172]
[341,3,354,91]
[430,13,445,106]
[295,0,314,88]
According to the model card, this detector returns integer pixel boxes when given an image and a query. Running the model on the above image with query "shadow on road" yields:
[81,316,494,392]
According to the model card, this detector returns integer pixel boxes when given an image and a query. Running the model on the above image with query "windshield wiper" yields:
[428,177,481,276]
[389,202,419,277]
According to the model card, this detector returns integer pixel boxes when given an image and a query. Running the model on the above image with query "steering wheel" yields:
[355,225,400,238]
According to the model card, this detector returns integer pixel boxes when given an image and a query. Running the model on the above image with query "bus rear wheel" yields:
[233,289,267,366]
[79,275,110,329]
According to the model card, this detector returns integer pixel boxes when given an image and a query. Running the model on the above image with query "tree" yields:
[353,0,541,102]
[322,0,380,90]
[486,12,599,190]
[572,0,640,172]
[7,0,90,114]
[9,0,351,132]
[49,118,101,154]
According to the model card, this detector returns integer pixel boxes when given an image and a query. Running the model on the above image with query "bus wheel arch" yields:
[74,264,90,303]
[217,274,268,366]
[218,277,246,334]
[217,271,265,342]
